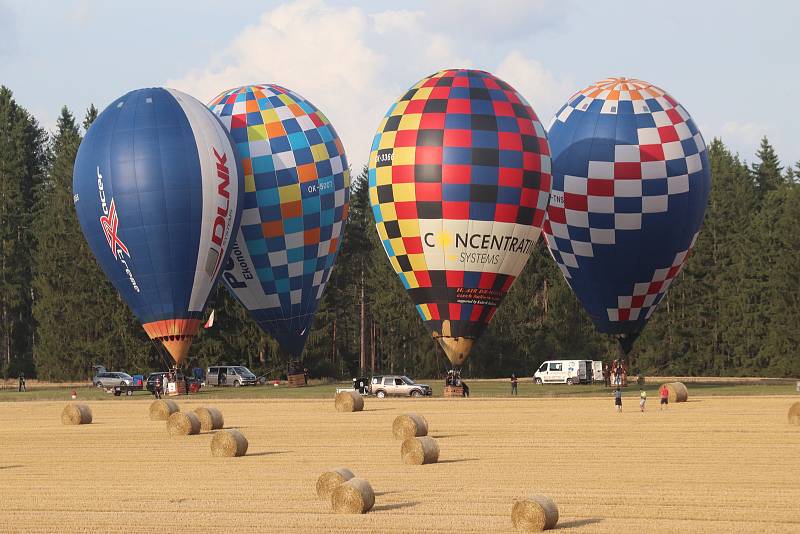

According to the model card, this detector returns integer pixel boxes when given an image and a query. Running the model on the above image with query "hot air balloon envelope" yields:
[368,69,551,366]
[209,85,350,356]
[543,78,711,346]
[73,87,244,365]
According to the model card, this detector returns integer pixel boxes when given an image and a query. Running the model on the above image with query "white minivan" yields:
[534,360,592,385]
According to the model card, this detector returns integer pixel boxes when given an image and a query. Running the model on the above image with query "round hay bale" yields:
[211,429,248,457]
[149,399,180,421]
[662,382,689,403]
[401,436,439,465]
[392,414,428,440]
[194,407,224,431]
[167,411,200,436]
[330,477,375,514]
[316,468,355,499]
[61,403,92,425]
[511,495,559,532]
[334,391,364,412]
[788,402,800,425]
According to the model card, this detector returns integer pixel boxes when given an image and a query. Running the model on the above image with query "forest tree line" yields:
[1,87,799,381]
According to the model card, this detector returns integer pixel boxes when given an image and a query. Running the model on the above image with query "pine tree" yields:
[751,136,783,195]
[0,86,47,378]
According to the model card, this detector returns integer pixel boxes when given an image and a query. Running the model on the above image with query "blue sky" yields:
[1,0,796,170]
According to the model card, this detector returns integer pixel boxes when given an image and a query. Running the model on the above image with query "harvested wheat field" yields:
[1,396,799,533]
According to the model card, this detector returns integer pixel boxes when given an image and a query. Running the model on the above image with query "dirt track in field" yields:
[1,396,799,533]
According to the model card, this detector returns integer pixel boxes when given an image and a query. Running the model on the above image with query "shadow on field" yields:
[374,491,399,497]
[363,408,394,412]
[437,458,479,464]
[431,434,467,439]
[373,501,420,512]
[246,451,293,457]
[557,518,602,529]
[0,465,23,470]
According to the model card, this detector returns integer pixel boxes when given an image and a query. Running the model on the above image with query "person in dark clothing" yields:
[603,364,611,387]
[18,373,26,392]
[462,381,470,397]
[218,368,226,386]
[154,376,163,399]
[511,373,518,395]
[614,387,622,413]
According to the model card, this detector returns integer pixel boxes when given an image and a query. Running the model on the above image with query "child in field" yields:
[614,388,622,413]
[659,384,669,410]
[639,389,647,412]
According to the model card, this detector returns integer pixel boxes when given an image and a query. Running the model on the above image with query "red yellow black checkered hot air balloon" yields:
[368,69,551,367]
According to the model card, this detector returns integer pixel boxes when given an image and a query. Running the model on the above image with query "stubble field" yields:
[1,395,799,533]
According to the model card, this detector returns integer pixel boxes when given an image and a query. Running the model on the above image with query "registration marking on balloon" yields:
[544,78,711,335]
[368,69,551,351]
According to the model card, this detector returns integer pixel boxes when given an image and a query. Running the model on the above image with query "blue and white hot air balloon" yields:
[543,77,711,354]
[73,87,244,366]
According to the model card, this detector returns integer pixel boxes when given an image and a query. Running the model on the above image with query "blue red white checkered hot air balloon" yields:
[543,77,711,353]
[73,88,244,366]
[368,69,551,367]
[209,85,350,357]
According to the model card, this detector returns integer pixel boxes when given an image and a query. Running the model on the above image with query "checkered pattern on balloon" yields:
[368,70,551,347]
[543,78,711,342]
[209,85,349,354]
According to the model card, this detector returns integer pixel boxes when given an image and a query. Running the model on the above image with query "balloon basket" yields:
[287,373,307,388]
[443,385,465,398]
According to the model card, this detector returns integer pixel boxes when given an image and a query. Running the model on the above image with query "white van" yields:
[534,360,592,385]
[592,361,604,382]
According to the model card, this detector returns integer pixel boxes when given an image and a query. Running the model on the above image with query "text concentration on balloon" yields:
[416,220,540,275]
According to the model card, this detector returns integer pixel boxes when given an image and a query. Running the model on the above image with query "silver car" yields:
[94,371,133,388]
[370,375,432,398]
[206,366,257,387]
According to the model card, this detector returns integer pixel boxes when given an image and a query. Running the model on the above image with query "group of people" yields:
[614,383,671,413]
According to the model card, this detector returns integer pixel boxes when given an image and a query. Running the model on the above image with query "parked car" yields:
[370,375,432,398]
[206,366,257,387]
[533,360,592,385]
[93,371,134,389]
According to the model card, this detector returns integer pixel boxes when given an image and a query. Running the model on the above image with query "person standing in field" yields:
[18,373,26,392]
[603,364,611,387]
[659,384,669,410]
[511,373,518,396]
[639,389,647,412]
[614,388,622,413]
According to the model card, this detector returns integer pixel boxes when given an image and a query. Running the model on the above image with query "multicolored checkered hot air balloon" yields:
[543,77,711,354]
[73,88,244,367]
[368,69,551,367]
[209,85,349,356]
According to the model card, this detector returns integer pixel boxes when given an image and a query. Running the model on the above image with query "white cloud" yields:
[167,0,570,171]
[69,0,92,26]
[429,0,565,42]
[495,50,573,125]
[721,121,769,148]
